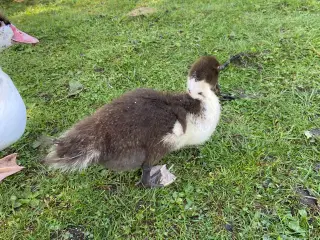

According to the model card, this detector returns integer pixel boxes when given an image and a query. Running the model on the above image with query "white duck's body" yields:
[0,12,39,182]
[0,67,27,151]
[0,13,38,151]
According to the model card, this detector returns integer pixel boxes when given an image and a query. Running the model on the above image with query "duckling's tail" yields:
[43,142,100,172]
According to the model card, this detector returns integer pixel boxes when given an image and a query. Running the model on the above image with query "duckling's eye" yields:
[198,92,203,96]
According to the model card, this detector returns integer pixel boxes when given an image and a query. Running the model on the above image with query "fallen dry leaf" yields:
[224,223,234,232]
[304,128,320,142]
[68,80,83,97]
[0,153,24,182]
[32,134,54,149]
[309,129,320,137]
[127,7,157,17]
[296,188,319,213]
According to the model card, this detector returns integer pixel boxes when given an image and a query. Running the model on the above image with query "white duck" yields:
[0,13,39,181]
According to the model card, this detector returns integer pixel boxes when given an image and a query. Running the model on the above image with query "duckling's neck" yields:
[186,77,218,103]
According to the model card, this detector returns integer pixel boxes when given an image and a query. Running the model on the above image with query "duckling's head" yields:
[0,12,39,52]
[187,56,221,100]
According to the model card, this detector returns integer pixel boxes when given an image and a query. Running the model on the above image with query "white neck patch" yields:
[187,77,213,101]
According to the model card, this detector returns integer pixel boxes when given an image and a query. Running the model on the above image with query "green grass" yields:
[1,0,320,239]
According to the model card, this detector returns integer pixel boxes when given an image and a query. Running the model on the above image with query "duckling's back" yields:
[44,88,197,172]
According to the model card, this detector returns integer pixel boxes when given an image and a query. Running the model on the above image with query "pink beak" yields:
[9,24,39,44]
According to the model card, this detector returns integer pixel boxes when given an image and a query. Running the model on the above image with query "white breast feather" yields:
[162,93,221,150]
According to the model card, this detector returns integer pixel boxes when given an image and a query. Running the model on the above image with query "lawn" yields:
[0,0,320,239]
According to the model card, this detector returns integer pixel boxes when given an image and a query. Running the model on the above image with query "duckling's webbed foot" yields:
[220,93,237,101]
[142,166,163,188]
[139,164,176,188]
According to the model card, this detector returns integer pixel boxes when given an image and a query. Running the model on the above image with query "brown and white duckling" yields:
[44,56,222,187]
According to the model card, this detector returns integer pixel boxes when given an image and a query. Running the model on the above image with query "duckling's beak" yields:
[9,24,39,44]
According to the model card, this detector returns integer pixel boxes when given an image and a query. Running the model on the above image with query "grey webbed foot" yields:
[139,166,163,188]
[220,93,237,101]
[138,165,176,188]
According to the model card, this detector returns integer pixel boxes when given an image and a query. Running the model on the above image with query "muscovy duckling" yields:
[44,56,221,187]
[0,13,39,181]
